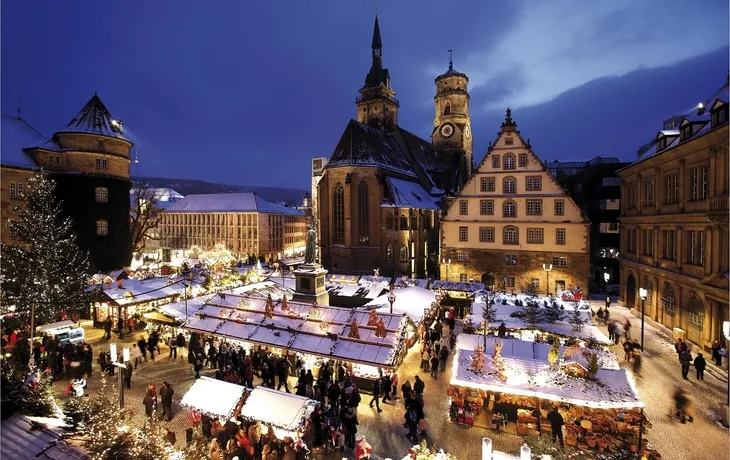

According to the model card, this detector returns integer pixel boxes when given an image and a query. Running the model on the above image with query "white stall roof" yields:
[180,377,245,419]
[363,286,438,322]
[239,387,315,431]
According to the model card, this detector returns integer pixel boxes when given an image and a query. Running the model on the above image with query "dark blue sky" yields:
[2,1,728,189]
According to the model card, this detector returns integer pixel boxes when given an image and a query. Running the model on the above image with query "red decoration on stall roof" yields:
[367,309,378,326]
[348,319,360,339]
[281,295,288,311]
[264,294,274,319]
[375,318,387,338]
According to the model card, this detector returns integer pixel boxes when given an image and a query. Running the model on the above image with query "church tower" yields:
[431,51,472,178]
[356,16,399,131]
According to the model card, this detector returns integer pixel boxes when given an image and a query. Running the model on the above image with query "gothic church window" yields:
[400,245,408,262]
[400,215,408,230]
[333,183,345,245]
[358,182,369,245]
[387,243,394,261]
[386,213,394,230]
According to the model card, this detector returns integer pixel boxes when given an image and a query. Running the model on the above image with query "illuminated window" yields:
[95,187,108,203]
[96,220,108,236]
[333,183,344,244]
[556,229,566,245]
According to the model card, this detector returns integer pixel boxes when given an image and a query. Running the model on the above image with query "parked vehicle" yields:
[35,320,85,345]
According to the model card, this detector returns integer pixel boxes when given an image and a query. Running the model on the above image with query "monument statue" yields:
[304,225,317,265]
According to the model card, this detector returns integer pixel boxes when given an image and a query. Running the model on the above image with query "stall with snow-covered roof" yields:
[180,376,246,420]
[238,387,317,440]
[182,292,410,392]
[324,274,391,308]
[467,292,611,345]
[449,334,655,457]
[362,286,441,347]
[431,280,485,318]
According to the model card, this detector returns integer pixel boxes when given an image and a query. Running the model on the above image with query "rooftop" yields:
[56,93,129,141]
[164,192,305,215]
[1,116,53,169]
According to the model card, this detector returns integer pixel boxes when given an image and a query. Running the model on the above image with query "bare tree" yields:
[130,187,161,257]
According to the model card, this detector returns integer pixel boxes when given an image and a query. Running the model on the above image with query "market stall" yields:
[182,293,410,392]
[361,286,440,348]
[239,387,316,439]
[431,280,485,319]
[180,376,246,420]
[449,334,655,458]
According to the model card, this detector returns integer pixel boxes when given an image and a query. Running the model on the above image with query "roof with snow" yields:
[382,177,440,210]
[1,116,54,169]
[164,192,305,215]
[239,387,316,432]
[56,93,129,141]
[325,119,462,196]
[1,413,89,459]
[180,377,245,420]
[362,286,439,322]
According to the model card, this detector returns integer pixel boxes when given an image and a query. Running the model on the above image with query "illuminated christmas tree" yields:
[0,173,90,328]
[281,295,289,311]
[492,341,506,382]
[471,345,485,372]
[349,319,360,339]
[367,308,378,326]
[265,293,274,318]
[548,340,560,367]
[375,318,387,338]
[78,373,130,459]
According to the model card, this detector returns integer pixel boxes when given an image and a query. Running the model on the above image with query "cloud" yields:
[429,0,729,111]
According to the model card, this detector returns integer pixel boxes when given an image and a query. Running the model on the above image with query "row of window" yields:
[460,198,564,217]
[385,243,410,262]
[163,213,262,226]
[491,153,529,170]
[646,280,705,330]
[627,166,708,208]
[385,213,433,231]
[458,226,567,245]
[454,252,568,268]
[49,154,62,164]
[626,228,706,266]
[479,176,543,193]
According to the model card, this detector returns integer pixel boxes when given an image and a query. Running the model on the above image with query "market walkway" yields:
[599,302,729,460]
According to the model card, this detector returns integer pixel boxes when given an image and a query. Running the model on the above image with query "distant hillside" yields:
[133,177,308,205]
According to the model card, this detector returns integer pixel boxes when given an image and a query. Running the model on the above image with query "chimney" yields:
[117,279,123,289]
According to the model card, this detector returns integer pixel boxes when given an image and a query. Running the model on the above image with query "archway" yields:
[625,273,636,311]
[481,272,496,291]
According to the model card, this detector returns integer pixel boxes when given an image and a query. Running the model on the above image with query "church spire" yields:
[372,15,382,50]
[357,15,398,130]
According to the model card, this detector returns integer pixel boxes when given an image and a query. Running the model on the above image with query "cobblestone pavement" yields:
[596,302,729,460]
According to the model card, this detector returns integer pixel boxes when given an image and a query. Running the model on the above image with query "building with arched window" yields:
[317,16,470,277]
[618,80,729,352]
[441,109,590,291]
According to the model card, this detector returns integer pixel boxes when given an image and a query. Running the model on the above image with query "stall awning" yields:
[180,377,245,419]
[143,311,177,324]
[239,387,315,432]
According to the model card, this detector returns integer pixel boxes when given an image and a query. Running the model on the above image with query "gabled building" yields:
[317,16,471,277]
[441,110,590,294]
[618,79,729,351]
[1,93,133,272]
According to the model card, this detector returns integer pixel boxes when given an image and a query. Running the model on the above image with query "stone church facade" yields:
[317,17,472,277]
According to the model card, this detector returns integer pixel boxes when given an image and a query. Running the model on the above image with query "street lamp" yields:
[387,290,396,315]
[638,287,647,351]
[604,272,610,310]
[542,264,552,297]
[442,258,451,281]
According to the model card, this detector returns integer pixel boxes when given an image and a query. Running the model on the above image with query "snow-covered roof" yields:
[183,294,407,368]
[362,286,439,322]
[326,283,385,300]
[382,177,440,210]
[0,116,47,169]
[56,93,128,141]
[432,280,485,293]
[1,413,89,459]
[164,192,304,216]
[239,387,316,431]
[156,294,211,321]
[452,335,642,409]
[469,294,610,343]
[357,275,393,288]
[98,277,195,306]
[180,377,245,419]
[393,277,430,289]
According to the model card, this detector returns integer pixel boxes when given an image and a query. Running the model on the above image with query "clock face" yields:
[440,124,454,138]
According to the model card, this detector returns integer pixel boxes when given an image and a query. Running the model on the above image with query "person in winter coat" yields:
[160,381,174,420]
[547,407,565,447]
[328,381,341,412]
[673,387,694,423]
[194,353,203,379]
[413,376,425,407]
[369,377,382,412]
[497,323,507,338]
[168,335,177,359]
[404,391,424,443]
[711,340,723,366]
[342,408,358,449]
[381,374,392,404]
[349,386,361,409]
[123,361,133,389]
[438,346,449,372]
[679,348,693,379]
[277,359,291,392]
[675,338,687,357]
[421,346,431,371]
[430,353,440,379]
[694,353,706,380]
[632,350,642,376]
[400,380,412,407]
[390,373,399,400]
[143,388,157,419]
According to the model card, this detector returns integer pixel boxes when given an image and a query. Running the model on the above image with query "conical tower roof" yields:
[56,92,128,140]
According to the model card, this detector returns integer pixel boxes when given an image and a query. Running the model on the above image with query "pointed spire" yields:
[448,49,453,71]
[58,93,128,140]
[372,15,382,49]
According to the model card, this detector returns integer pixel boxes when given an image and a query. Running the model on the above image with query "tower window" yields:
[96,220,108,236]
[95,159,108,169]
[97,139,105,149]
[333,183,345,245]
[95,187,108,203]
[443,102,451,116]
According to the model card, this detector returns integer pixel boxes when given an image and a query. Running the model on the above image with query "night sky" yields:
[2,1,728,190]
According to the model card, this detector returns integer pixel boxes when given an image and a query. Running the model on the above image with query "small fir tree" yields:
[367,308,378,326]
[462,316,475,334]
[520,300,541,326]
[1,360,57,418]
[280,295,288,311]
[375,318,387,338]
[492,341,507,382]
[543,301,564,323]
[587,352,599,379]
[568,303,587,332]
[481,300,497,330]
[264,294,274,318]
[471,345,485,372]
[0,174,90,329]
[348,319,360,339]
[79,373,130,459]
[548,339,560,366]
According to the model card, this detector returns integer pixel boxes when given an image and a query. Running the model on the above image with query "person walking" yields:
[143,388,157,421]
[430,353,439,379]
[138,337,148,362]
[694,353,706,380]
[160,381,174,421]
[400,380,411,407]
[413,375,425,407]
[176,332,186,360]
[194,353,203,379]
[368,377,382,412]
[168,335,177,359]
[132,344,143,369]
[674,338,687,358]
[632,350,642,376]
[420,347,430,372]
[104,317,112,340]
[679,347,693,380]
[277,358,291,392]
[342,408,358,449]
[123,361,133,389]
[438,345,449,372]
[390,372,399,400]
[381,373,392,404]
[547,407,565,447]
[711,340,723,366]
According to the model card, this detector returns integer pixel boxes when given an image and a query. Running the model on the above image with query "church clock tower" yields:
[432,52,472,179]
[356,16,399,131]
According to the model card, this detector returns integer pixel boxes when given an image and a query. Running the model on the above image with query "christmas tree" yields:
[492,341,506,382]
[280,295,288,311]
[348,319,360,339]
[265,293,274,318]
[79,373,130,459]
[367,308,378,326]
[375,318,387,338]
[0,174,90,330]
[544,301,564,323]
[548,340,560,367]
[587,352,599,379]
[568,304,587,332]
[470,345,485,372]
[520,299,541,326]
[1,359,57,418]
[481,299,497,331]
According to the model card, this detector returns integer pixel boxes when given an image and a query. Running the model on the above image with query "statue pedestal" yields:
[292,264,329,306]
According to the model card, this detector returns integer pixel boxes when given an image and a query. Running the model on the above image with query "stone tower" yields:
[356,16,399,131]
[431,52,472,178]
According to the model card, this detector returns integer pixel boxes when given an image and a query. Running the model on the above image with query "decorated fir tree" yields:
[471,345,485,372]
[587,352,599,379]
[375,318,387,338]
[520,299,541,326]
[0,173,90,330]
[492,341,507,382]
[79,373,130,459]
[280,295,288,311]
[568,303,587,332]
[462,316,475,334]
[127,418,176,460]
[548,340,560,367]
[481,299,497,331]
[265,293,274,318]
[349,319,360,339]
[1,359,57,418]
[367,308,378,326]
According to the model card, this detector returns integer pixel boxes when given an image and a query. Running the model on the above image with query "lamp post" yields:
[542,264,552,296]
[442,258,451,281]
[387,290,396,315]
[604,272,610,310]
[639,287,647,351]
